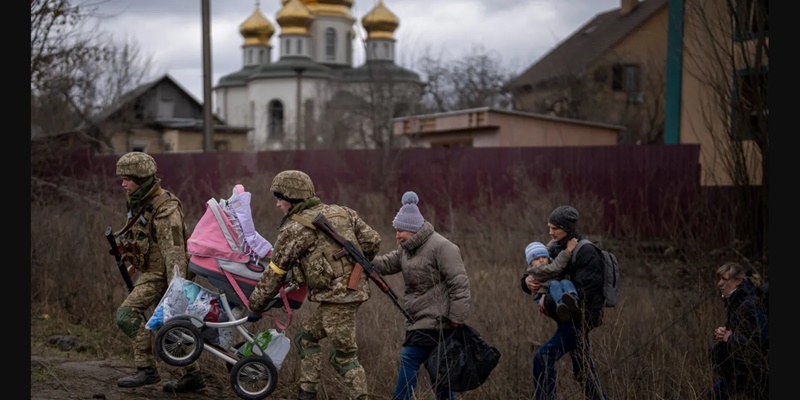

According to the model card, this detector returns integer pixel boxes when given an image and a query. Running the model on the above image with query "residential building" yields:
[507,0,669,145]
[393,107,622,148]
[90,74,250,154]
[215,0,424,151]
[667,0,768,185]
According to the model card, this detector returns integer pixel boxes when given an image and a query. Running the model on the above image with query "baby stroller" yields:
[151,184,308,400]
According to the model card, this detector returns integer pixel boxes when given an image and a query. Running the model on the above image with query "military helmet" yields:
[116,152,157,178]
[270,170,315,201]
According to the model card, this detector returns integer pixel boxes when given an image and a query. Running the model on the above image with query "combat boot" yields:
[117,366,161,388]
[297,389,318,400]
[162,371,206,393]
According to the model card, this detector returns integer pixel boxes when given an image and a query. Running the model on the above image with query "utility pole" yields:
[201,0,214,152]
[294,67,306,149]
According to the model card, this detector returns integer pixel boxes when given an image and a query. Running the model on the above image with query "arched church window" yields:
[325,28,336,61]
[285,39,291,55]
[269,100,285,140]
[383,43,389,59]
[247,49,253,65]
[298,39,303,55]
[259,49,264,64]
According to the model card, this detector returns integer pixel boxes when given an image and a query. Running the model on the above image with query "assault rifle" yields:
[105,226,135,293]
[312,213,415,323]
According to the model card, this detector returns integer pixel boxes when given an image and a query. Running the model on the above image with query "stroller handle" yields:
[259,282,301,314]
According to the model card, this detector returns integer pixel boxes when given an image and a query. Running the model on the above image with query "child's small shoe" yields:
[556,302,571,323]
[562,292,580,316]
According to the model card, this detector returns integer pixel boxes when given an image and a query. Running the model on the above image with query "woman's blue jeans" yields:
[532,321,608,400]
[392,345,454,400]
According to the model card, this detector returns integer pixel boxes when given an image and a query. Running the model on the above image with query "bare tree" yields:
[684,0,768,260]
[417,45,515,112]
[31,0,153,151]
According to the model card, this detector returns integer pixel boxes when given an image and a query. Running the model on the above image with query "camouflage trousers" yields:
[116,280,199,373]
[296,301,367,400]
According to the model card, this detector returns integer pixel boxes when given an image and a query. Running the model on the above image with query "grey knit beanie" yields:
[392,191,425,232]
[548,205,579,234]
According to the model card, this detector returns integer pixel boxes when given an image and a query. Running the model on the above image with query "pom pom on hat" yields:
[402,191,419,205]
[393,191,425,232]
[525,242,549,265]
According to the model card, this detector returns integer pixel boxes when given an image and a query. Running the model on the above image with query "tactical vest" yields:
[291,205,360,290]
[115,189,184,275]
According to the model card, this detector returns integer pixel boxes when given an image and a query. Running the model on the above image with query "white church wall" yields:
[215,86,250,127]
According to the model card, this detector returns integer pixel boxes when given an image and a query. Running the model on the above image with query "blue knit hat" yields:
[525,242,549,265]
[393,191,425,232]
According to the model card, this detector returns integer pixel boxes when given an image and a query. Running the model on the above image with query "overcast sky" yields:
[88,0,623,102]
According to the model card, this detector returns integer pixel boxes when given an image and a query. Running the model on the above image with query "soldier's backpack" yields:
[572,239,620,308]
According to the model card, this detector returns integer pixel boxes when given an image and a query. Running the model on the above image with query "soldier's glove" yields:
[246,311,262,323]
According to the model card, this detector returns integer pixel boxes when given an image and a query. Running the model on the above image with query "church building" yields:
[214,0,423,150]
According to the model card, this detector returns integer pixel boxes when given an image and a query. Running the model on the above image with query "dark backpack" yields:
[424,324,501,392]
[572,239,620,308]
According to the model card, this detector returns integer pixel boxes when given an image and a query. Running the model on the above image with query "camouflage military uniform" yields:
[112,152,203,391]
[248,170,381,400]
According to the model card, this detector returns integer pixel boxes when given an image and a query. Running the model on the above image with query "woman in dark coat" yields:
[708,262,768,400]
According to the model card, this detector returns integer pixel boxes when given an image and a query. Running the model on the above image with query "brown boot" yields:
[117,367,161,388]
[297,389,317,400]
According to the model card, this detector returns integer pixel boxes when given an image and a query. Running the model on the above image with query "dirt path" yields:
[30,332,292,400]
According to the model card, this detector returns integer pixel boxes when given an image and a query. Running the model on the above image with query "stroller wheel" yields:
[155,319,204,367]
[230,355,278,400]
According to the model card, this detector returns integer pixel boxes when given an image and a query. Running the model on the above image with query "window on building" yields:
[269,100,285,140]
[249,101,255,127]
[259,49,264,64]
[285,39,291,55]
[325,28,336,61]
[214,140,230,151]
[732,67,768,140]
[383,43,390,59]
[370,42,378,60]
[247,50,253,65]
[298,39,303,55]
[736,0,769,40]
[612,63,641,92]
[304,99,315,138]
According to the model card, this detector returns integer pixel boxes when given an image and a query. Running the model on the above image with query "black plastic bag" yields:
[424,324,501,392]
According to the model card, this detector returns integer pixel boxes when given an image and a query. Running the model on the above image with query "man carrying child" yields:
[520,205,608,400]
[525,239,580,323]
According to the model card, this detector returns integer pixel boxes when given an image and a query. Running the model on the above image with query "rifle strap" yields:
[291,214,316,229]
[113,190,173,237]
[291,210,350,230]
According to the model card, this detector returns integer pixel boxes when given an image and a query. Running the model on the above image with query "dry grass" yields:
[31,172,757,400]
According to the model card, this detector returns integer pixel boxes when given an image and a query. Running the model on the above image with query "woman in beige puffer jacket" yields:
[371,191,471,400]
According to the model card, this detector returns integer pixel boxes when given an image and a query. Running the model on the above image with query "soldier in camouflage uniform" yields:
[111,152,205,393]
[247,170,381,400]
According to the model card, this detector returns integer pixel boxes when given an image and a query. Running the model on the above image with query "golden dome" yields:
[276,0,313,36]
[239,6,275,46]
[362,0,399,40]
[281,0,317,6]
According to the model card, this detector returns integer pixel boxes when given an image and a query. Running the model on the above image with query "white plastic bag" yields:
[264,330,290,370]
[146,266,215,331]
[236,329,291,370]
